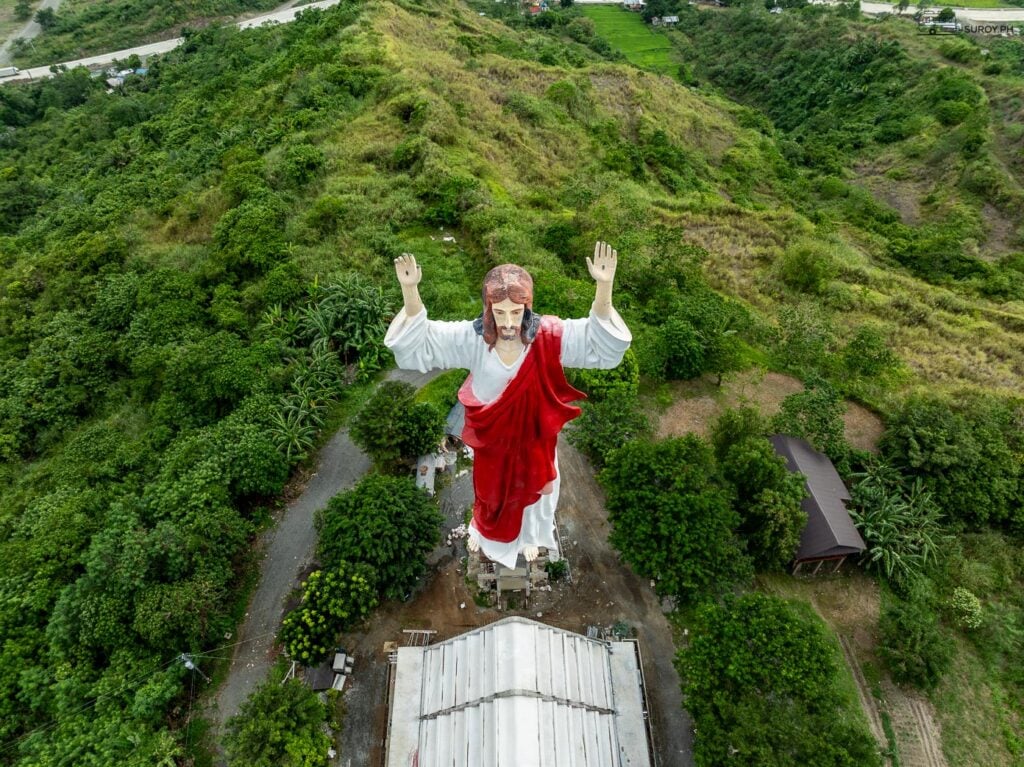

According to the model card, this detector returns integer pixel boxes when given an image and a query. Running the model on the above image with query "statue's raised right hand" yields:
[394,253,422,287]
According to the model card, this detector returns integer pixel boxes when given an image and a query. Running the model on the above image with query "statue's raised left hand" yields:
[586,241,617,284]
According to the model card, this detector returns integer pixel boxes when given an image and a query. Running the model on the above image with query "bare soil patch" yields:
[656,368,885,453]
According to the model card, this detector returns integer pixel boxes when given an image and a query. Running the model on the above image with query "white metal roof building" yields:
[385,617,652,767]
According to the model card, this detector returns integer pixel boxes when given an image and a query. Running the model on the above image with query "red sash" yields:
[459,316,586,544]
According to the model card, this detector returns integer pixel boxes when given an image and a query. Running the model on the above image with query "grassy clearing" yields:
[578,5,678,76]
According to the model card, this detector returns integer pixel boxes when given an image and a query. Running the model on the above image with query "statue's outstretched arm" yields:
[587,240,617,320]
[394,252,424,317]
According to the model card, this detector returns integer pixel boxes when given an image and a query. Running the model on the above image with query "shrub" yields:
[842,324,899,377]
[772,303,837,377]
[279,562,378,665]
[317,475,443,601]
[677,593,883,767]
[351,381,445,472]
[879,586,954,690]
[935,100,973,127]
[770,376,850,469]
[277,143,325,186]
[224,677,330,767]
[778,239,836,294]
[947,586,983,630]
[213,193,288,275]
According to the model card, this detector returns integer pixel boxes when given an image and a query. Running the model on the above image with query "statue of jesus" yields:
[384,242,631,569]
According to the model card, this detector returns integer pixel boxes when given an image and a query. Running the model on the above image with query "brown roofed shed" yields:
[769,434,866,574]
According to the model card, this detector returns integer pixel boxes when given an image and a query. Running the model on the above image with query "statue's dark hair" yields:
[473,264,540,349]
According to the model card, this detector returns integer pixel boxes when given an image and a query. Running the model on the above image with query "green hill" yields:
[0,0,1022,764]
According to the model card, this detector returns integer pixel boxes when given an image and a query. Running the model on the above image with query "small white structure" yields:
[385,617,653,766]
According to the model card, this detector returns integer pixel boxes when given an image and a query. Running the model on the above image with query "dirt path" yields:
[336,436,694,767]
[207,368,438,743]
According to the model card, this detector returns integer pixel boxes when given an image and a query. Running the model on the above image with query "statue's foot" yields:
[522,545,539,562]
[466,536,480,553]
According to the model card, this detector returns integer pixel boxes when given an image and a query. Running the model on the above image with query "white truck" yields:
[0,66,20,78]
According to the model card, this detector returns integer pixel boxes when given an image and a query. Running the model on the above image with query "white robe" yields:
[384,306,631,569]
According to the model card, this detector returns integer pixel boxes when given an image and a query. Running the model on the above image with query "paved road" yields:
[0,0,341,84]
[578,0,1024,21]
[208,368,439,745]
[860,0,1024,20]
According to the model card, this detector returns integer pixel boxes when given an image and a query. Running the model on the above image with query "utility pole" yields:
[180,653,211,683]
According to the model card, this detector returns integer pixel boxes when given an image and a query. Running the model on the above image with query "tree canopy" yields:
[316,475,443,601]
[599,436,752,600]
[677,593,882,767]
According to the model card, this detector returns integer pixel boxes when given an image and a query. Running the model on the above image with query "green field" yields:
[579,5,679,76]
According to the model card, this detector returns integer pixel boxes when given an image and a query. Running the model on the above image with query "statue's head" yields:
[475,264,541,349]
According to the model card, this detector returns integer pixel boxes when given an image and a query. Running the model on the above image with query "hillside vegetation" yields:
[9,0,281,66]
[0,0,1021,764]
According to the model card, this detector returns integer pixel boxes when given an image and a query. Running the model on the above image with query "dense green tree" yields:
[599,436,751,600]
[567,347,640,400]
[710,405,770,461]
[662,316,705,380]
[34,7,56,27]
[718,436,808,569]
[224,676,331,767]
[567,395,651,468]
[350,381,445,472]
[677,594,881,766]
[878,393,1023,527]
[317,475,443,601]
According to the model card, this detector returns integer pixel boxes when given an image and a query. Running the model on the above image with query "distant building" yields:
[623,1,647,10]
[769,434,867,575]
[384,617,654,766]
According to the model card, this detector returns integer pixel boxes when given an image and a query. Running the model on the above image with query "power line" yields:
[0,628,281,757]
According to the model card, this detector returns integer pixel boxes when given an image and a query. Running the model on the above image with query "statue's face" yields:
[492,298,525,342]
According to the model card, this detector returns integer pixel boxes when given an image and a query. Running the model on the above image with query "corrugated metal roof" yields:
[769,434,866,561]
[388,617,651,767]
